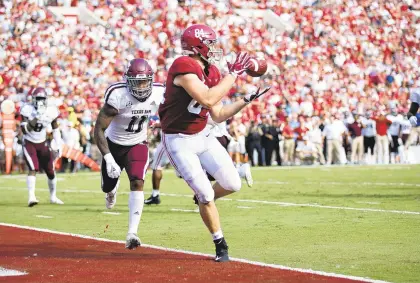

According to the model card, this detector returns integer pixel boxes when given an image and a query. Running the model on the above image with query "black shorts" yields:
[363,136,375,153]
[390,136,399,153]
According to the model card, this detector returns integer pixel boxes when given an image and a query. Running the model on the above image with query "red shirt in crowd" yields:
[294,126,308,141]
[373,117,392,136]
[282,124,294,139]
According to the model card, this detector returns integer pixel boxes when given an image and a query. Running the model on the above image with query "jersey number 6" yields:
[125,115,148,133]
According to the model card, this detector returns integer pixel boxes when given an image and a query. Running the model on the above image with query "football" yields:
[246,57,268,77]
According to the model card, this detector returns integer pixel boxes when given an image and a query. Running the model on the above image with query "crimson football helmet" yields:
[181,24,223,65]
[31,87,48,110]
[124,58,154,102]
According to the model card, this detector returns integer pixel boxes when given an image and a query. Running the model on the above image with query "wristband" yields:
[104,153,115,163]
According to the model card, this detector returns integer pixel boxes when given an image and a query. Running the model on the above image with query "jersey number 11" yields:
[125,115,148,133]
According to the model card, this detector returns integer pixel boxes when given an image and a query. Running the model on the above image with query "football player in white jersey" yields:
[399,116,412,163]
[361,111,376,164]
[94,58,164,250]
[20,87,64,207]
[386,109,403,164]
[407,84,419,127]
[144,116,254,205]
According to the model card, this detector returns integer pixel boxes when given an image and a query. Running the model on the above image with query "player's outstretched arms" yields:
[95,104,118,156]
[174,52,251,109]
[210,87,271,123]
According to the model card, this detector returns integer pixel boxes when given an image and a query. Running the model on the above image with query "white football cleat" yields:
[125,233,141,250]
[241,163,253,188]
[28,198,39,207]
[105,189,117,209]
[50,197,64,205]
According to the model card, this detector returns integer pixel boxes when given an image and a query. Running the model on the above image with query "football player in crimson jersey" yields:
[94,58,165,250]
[20,87,64,207]
[158,24,270,262]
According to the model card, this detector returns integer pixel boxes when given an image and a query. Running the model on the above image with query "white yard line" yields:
[35,215,53,219]
[170,208,199,213]
[102,211,121,215]
[255,181,420,187]
[0,267,27,277]
[0,186,419,216]
[0,222,392,283]
[237,206,253,209]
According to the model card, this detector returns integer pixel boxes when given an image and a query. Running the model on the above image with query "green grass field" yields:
[1,165,419,283]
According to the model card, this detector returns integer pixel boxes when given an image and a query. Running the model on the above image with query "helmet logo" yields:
[194,29,209,40]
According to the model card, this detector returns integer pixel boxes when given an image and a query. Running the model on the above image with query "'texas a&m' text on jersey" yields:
[158,56,221,135]
[105,82,165,146]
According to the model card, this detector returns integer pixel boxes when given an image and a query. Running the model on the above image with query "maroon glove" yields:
[227,52,251,77]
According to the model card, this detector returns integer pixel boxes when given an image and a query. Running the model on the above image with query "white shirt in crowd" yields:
[308,127,323,144]
[296,141,317,157]
[387,114,403,136]
[361,118,376,137]
[62,126,81,150]
[323,119,347,140]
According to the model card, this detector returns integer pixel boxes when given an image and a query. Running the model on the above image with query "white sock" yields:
[27,175,36,199]
[128,191,144,234]
[211,229,224,241]
[48,177,57,199]
[152,189,159,197]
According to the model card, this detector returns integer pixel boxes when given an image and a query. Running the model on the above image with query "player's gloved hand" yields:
[50,139,63,159]
[227,52,251,77]
[409,116,417,127]
[398,138,403,146]
[104,153,121,179]
[244,86,271,104]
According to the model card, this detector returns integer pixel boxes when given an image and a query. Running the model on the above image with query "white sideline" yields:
[0,186,419,215]
[0,222,391,283]
[0,267,27,277]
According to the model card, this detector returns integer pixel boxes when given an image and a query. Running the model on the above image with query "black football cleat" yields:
[214,238,229,262]
[144,195,161,205]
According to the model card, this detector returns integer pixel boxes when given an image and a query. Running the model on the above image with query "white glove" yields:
[409,116,417,127]
[398,138,403,146]
[50,139,63,159]
[104,153,121,179]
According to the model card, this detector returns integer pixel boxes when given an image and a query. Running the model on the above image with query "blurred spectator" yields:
[245,120,263,166]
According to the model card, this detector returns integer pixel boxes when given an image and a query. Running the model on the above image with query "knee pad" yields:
[213,166,241,192]
[185,171,214,204]
[46,171,55,180]
[130,179,144,191]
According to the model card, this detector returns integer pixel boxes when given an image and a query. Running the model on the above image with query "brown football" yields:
[246,57,268,77]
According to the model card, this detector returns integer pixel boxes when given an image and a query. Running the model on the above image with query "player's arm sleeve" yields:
[104,85,123,111]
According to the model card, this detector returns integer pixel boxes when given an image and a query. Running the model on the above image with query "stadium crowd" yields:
[0,0,420,173]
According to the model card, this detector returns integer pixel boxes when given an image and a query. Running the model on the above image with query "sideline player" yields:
[158,24,270,262]
[94,58,164,250]
[20,87,64,207]
[144,116,253,205]
[407,83,419,127]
